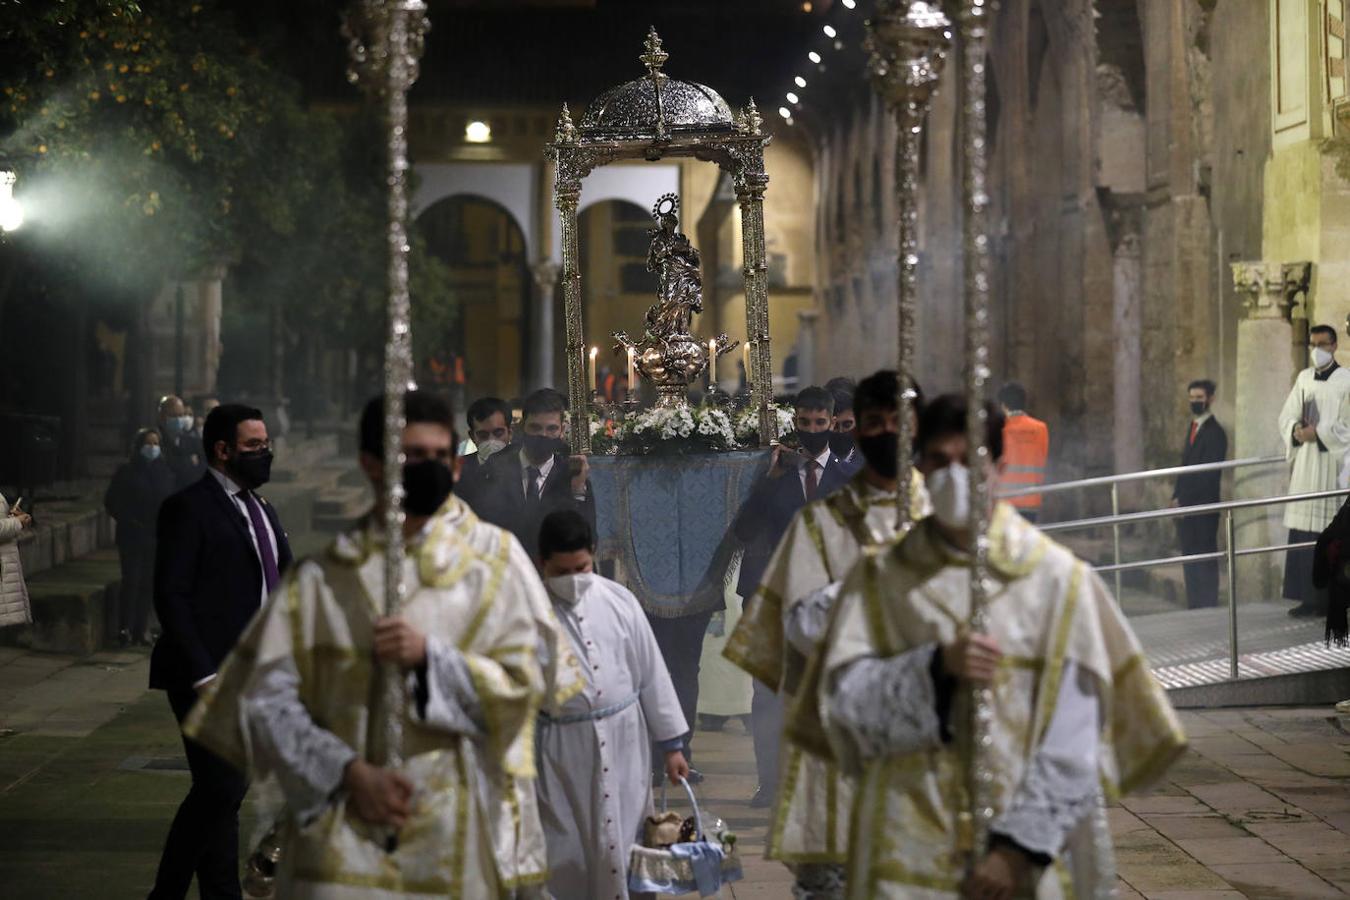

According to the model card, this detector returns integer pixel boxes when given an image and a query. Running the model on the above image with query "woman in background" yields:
[0,492,33,629]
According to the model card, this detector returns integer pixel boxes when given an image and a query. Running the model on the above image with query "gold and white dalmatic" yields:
[723,471,930,864]
[1276,364,1350,531]
[812,505,1187,899]
[186,497,568,899]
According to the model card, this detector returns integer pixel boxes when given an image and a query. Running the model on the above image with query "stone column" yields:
[530,261,560,393]
[1230,260,1311,599]
[795,308,819,389]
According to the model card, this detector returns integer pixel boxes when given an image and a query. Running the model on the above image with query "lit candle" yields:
[708,338,717,386]
[589,346,598,393]
[627,347,636,394]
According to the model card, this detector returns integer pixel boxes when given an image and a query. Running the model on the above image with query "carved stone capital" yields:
[1231,260,1312,322]
[531,261,560,290]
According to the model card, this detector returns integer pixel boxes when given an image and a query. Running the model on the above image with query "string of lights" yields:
[778,0,861,126]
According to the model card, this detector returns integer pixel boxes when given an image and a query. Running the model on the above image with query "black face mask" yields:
[796,430,831,455]
[403,459,455,516]
[229,449,273,490]
[857,432,900,480]
[1190,401,1208,416]
[523,433,567,463]
[829,431,856,457]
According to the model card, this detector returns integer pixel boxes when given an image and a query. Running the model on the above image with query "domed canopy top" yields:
[577,27,737,140]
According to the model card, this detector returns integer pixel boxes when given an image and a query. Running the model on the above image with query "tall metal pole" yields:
[343,0,429,776]
[960,0,998,858]
[865,1,951,528]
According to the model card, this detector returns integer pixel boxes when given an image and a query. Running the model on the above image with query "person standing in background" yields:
[104,428,178,645]
[158,395,205,490]
[1171,380,1228,609]
[1278,324,1350,619]
[0,492,33,630]
[998,381,1049,522]
[457,396,514,512]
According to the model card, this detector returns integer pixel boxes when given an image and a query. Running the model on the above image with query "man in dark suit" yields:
[733,385,851,806]
[148,403,292,900]
[469,388,595,554]
[1172,379,1228,609]
[158,394,206,490]
[456,396,515,511]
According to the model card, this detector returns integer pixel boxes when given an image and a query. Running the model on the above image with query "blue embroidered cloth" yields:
[589,451,769,618]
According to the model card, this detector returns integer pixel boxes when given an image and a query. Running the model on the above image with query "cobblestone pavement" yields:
[1,646,1346,898]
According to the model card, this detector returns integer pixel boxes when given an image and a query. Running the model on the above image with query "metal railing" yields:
[1000,454,1288,602]
[1037,486,1350,681]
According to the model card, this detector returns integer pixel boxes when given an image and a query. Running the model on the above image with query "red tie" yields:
[804,461,820,501]
[1189,422,1198,446]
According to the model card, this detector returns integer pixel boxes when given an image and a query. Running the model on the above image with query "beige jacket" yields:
[0,494,32,628]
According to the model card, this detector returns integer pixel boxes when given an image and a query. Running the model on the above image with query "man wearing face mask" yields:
[104,427,177,646]
[457,396,515,512]
[183,390,570,898]
[475,388,595,557]
[533,509,689,900]
[1171,379,1227,609]
[1278,324,1350,618]
[827,383,862,476]
[724,370,930,899]
[148,403,293,900]
[158,394,206,490]
[732,385,851,808]
[806,395,1185,900]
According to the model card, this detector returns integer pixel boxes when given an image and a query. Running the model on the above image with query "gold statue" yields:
[615,193,736,407]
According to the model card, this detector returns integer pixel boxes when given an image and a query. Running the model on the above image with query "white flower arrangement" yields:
[589,403,744,455]
[733,403,794,444]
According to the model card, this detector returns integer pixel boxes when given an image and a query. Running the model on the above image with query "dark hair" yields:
[917,394,1005,461]
[1312,324,1338,342]
[466,396,512,431]
[133,427,161,453]
[522,388,567,421]
[794,386,835,415]
[853,370,926,419]
[359,390,457,457]
[202,404,264,458]
[829,388,854,415]
[538,509,595,559]
[824,376,856,396]
[1187,379,1216,397]
[997,382,1027,411]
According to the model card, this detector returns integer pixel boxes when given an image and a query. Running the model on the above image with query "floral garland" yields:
[589,402,793,456]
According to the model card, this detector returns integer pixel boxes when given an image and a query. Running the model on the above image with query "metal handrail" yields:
[1091,540,1316,575]
[1040,487,1350,534]
[999,454,1285,499]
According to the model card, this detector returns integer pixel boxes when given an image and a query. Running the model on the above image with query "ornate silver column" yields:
[530,261,560,393]
[732,101,775,446]
[343,0,429,775]
[865,0,951,528]
[549,105,592,454]
[960,0,997,858]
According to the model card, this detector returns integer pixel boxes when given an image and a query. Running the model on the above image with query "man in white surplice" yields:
[533,509,690,900]
[1277,324,1350,617]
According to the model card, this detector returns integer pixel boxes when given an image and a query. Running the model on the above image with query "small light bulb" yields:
[778,106,792,120]
[823,24,837,38]
[464,120,491,143]
[795,75,807,88]
[842,0,856,8]
[808,51,822,64]
[786,91,799,104]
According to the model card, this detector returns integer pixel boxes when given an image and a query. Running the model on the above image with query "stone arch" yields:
[414,194,530,402]
[414,163,535,261]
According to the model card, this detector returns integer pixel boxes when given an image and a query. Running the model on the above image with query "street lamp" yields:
[0,170,23,233]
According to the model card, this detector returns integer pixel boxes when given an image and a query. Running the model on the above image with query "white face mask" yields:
[1312,347,1335,370]
[545,572,594,603]
[926,462,972,530]
[477,438,507,463]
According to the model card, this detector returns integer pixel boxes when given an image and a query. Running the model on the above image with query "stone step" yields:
[1,549,122,656]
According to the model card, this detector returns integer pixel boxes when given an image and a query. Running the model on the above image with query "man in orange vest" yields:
[999,382,1049,522]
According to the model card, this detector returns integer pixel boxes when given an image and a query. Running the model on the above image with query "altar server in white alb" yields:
[1278,323,1350,618]
[184,391,551,899]
[533,509,690,900]
[808,395,1186,900]
[723,369,930,900]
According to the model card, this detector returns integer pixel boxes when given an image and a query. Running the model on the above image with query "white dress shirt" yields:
[798,445,833,499]
[520,449,556,499]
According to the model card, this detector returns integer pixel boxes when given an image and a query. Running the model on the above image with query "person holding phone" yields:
[0,492,33,628]
[473,387,596,559]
